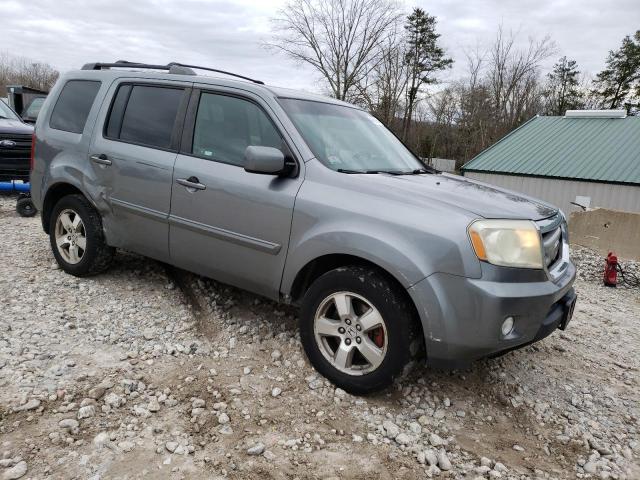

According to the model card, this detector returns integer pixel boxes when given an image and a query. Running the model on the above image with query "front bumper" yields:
[408,260,576,369]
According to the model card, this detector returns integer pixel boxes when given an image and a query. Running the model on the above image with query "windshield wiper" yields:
[337,168,405,175]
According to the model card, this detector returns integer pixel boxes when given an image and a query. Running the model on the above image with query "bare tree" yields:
[0,51,59,94]
[355,30,407,127]
[487,26,555,128]
[269,0,402,101]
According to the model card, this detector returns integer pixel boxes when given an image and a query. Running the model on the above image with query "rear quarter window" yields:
[105,84,184,150]
[49,80,101,134]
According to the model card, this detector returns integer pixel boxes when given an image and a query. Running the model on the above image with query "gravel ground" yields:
[0,193,638,480]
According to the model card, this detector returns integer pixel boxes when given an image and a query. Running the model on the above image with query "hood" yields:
[0,118,34,135]
[346,172,557,221]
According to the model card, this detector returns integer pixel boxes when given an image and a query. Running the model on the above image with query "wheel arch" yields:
[286,253,425,351]
[41,182,86,234]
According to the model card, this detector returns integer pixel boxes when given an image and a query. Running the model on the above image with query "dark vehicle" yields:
[6,85,48,123]
[0,100,33,182]
[21,97,46,123]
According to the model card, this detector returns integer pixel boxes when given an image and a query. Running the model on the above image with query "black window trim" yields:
[102,81,192,153]
[48,79,102,134]
[180,88,300,176]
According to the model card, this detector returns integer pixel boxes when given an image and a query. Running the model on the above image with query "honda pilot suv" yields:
[30,62,576,393]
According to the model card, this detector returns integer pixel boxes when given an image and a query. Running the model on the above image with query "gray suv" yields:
[30,62,576,394]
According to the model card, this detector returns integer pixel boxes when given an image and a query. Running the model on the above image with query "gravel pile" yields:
[572,246,640,288]
[1,194,638,479]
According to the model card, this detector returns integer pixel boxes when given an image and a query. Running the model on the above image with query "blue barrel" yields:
[0,181,31,193]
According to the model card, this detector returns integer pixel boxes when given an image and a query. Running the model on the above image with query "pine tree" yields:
[401,8,452,142]
[593,30,640,110]
[544,56,583,115]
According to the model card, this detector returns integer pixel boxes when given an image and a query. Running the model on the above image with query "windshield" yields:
[23,97,45,119]
[0,100,20,121]
[279,98,425,173]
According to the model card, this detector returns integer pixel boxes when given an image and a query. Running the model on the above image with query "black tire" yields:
[300,266,415,395]
[16,197,37,217]
[49,194,115,276]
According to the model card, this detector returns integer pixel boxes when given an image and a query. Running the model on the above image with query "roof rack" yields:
[81,60,265,85]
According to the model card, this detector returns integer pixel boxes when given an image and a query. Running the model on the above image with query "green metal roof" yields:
[461,115,640,185]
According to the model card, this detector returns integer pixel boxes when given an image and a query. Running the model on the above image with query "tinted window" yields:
[193,93,282,166]
[50,80,101,133]
[116,85,183,149]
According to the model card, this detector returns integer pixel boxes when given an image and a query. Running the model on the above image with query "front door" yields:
[169,88,303,299]
[89,80,191,261]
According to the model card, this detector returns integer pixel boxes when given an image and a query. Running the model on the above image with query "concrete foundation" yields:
[569,208,640,261]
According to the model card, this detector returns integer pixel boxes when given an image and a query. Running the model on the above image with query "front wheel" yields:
[300,266,416,394]
[49,194,115,276]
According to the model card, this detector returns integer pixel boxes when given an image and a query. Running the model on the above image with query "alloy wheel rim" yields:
[54,209,86,265]
[313,291,388,376]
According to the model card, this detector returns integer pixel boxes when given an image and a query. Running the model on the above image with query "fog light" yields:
[501,316,515,336]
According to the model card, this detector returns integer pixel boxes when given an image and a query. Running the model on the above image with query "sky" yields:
[1,0,638,93]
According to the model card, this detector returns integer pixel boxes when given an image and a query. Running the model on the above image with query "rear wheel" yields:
[49,194,114,276]
[300,266,415,394]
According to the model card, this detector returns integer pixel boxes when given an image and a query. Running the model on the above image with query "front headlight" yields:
[468,219,543,269]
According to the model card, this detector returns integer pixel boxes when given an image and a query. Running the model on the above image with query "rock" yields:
[165,441,178,453]
[512,444,524,452]
[93,432,110,449]
[104,392,125,408]
[77,405,96,419]
[2,460,27,479]
[148,399,161,412]
[247,443,265,455]
[382,421,400,438]
[59,418,79,431]
[218,425,234,435]
[429,433,444,447]
[143,328,156,340]
[271,350,282,361]
[437,451,452,471]
[408,422,422,434]
[87,386,107,400]
[192,398,206,408]
[583,462,597,474]
[118,440,135,452]
[480,457,492,467]
[271,387,282,397]
[218,412,230,424]
[263,450,276,461]
[134,405,151,417]
[395,433,411,445]
[13,399,40,412]
[424,449,438,466]
[494,462,507,472]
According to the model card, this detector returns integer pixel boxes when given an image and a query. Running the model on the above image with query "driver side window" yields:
[192,93,283,167]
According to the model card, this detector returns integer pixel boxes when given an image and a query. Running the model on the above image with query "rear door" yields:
[89,79,191,261]
[168,87,304,299]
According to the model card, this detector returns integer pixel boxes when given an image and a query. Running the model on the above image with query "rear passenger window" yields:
[50,80,101,133]
[192,93,282,166]
[106,85,184,150]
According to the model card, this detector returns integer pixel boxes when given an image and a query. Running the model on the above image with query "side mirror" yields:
[244,146,285,175]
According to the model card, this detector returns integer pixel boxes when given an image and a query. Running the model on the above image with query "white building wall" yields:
[464,172,640,214]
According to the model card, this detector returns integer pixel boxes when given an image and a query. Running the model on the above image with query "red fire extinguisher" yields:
[603,252,618,287]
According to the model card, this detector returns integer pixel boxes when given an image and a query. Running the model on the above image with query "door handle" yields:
[176,176,206,191]
[90,154,112,166]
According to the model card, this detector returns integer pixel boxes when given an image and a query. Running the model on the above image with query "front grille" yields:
[542,226,562,267]
[0,133,31,181]
[538,214,563,269]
